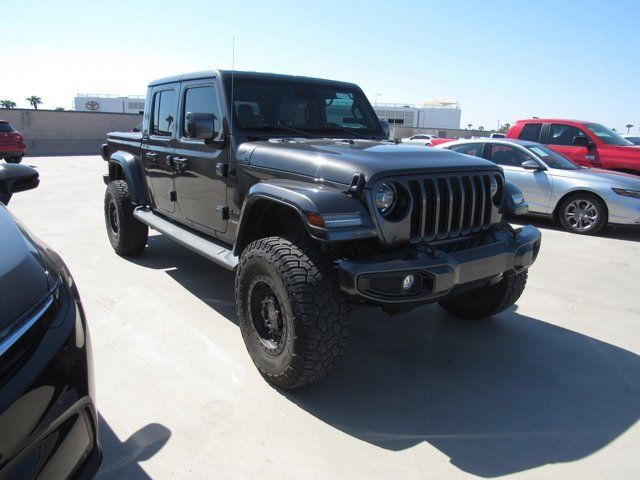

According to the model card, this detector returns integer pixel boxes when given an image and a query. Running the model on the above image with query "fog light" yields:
[402,274,415,291]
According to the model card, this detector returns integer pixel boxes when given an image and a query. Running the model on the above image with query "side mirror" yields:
[572,135,595,149]
[0,164,40,205]
[185,112,218,141]
[521,159,544,171]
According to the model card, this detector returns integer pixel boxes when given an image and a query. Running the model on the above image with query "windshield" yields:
[226,77,384,139]
[526,145,580,170]
[585,123,633,146]
[625,136,640,145]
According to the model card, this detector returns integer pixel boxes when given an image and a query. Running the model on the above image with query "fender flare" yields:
[232,179,377,256]
[107,150,149,205]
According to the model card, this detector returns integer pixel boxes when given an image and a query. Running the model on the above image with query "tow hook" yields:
[503,222,520,240]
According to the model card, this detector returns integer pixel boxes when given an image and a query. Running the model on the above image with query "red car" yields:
[507,119,640,175]
[0,120,25,163]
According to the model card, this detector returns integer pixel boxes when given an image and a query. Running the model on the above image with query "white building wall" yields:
[74,95,145,113]
[373,104,461,129]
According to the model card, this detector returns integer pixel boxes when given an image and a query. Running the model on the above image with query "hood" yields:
[551,167,640,189]
[247,139,499,186]
[0,205,49,330]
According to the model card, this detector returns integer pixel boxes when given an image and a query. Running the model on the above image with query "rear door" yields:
[488,144,552,213]
[546,123,596,167]
[174,80,228,233]
[142,86,178,214]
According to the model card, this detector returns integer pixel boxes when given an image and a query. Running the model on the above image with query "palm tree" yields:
[626,123,634,133]
[498,122,511,133]
[478,126,485,132]
[54,107,65,111]
[26,96,42,110]
[612,128,618,132]
[466,123,473,130]
[0,99,16,109]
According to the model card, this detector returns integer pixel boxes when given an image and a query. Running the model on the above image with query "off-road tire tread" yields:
[236,236,350,389]
[439,271,528,320]
[105,180,148,255]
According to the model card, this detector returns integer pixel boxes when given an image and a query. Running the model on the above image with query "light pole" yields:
[374,93,381,105]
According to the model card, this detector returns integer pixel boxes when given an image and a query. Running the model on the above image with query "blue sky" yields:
[3,0,639,131]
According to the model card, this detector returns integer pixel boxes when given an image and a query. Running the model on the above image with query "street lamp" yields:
[374,93,382,105]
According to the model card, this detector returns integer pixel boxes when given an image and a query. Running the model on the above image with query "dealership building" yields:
[74,94,146,114]
[372,99,461,130]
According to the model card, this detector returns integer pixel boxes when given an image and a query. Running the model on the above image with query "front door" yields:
[174,80,228,233]
[142,86,177,214]
[547,123,595,167]
[488,144,553,214]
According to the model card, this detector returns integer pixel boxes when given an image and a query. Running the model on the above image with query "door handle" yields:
[146,152,158,159]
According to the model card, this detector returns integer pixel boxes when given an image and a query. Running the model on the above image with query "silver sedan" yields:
[437,138,640,234]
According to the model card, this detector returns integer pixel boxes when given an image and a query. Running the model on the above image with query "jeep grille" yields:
[408,173,502,242]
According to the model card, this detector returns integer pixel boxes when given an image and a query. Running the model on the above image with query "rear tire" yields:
[439,271,528,320]
[236,236,350,389]
[104,180,148,255]
[5,156,22,164]
[557,192,607,235]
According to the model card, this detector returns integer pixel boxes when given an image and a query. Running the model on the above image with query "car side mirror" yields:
[185,112,218,141]
[0,163,40,205]
[572,135,595,149]
[521,159,544,171]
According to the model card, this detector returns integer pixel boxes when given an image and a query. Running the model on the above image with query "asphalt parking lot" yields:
[9,156,640,480]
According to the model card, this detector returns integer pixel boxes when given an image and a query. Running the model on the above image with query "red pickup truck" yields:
[507,119,640,175]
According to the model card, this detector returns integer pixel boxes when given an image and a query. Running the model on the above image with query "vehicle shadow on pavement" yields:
[96,415,171,479]
[510,215,640,241]
[286,305,640,478]
[125,234,238,323]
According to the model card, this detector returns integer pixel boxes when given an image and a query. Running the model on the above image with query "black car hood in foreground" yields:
[247,139,499,185]
[0,205,49,329]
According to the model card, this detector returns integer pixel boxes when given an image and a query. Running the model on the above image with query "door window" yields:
[549,124,588,146]
[449,143,484,158]
[489,144,532,167]
[519,123,542,142]
[151,90,176,137]
[182,85,220,137]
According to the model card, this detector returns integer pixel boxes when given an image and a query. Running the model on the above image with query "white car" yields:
[400,134,437,146]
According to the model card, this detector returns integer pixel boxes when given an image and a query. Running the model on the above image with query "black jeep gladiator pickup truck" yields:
[102,70,541,389]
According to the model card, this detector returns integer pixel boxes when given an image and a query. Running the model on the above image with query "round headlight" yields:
[490,176,498,197]
[375,183,396,214]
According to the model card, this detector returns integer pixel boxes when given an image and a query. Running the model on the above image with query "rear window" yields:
[0,122,16,133]
[519,123,541,142]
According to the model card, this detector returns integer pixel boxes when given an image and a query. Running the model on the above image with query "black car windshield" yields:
[0,122,15,132]
[585,123,633,146]
[526,145,580,170]
[226,77,384,138]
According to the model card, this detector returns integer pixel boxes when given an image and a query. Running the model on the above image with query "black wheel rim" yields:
[248,275,286,355]
[108,201,120,235]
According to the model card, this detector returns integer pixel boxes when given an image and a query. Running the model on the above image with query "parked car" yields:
[438,138,640,234]
[622,134,640,145]
[102,70,541,389]
[507,119,640,175]
[0,163,102,478]
[0,120,25,164]
[400,134,438,145]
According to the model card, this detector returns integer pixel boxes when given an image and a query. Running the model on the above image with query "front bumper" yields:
[339,225,541,303]
[0,281,101,479]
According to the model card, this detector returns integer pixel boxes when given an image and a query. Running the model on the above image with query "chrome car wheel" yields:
[564,199,599,232]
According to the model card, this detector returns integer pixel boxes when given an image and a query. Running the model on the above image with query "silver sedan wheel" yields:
[564,199,599,232]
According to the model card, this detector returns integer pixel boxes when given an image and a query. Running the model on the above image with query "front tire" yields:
[236,236,350,389]
[558,193,607,234]
[439,271,528,320]
[104,180,148,255]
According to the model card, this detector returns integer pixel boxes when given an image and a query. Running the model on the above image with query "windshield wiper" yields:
[319,124,373,140]
[241,123,318,139]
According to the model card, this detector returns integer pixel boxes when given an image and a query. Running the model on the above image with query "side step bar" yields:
[133,208,238,270]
